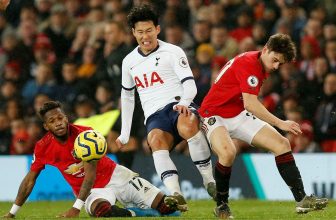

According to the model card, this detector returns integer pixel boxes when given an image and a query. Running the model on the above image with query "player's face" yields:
[132,21,160,55]
[43,108,69,138]
[261,47,286,73]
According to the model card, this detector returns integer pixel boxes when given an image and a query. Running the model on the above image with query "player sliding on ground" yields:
[199,33,328,219]
[116,4,216,212]
[3,101,180,218]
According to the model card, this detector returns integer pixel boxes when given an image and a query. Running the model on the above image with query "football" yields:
[74,130,107,161]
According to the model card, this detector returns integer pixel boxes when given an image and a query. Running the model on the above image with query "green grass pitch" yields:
[0,200,334,219]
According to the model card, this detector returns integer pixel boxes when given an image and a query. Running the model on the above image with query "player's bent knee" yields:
[282,137,291,151]
[91,200,132,217]
[147,130,174,150]
[179,127,198,139]
[148,138,171,151]
[276,137,291,154]
[217,146,236,164]
[177,120,199,138]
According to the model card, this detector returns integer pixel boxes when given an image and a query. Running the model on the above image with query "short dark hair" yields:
[127,4,158,29]
[266,34,297,62]
[38,101,63,120]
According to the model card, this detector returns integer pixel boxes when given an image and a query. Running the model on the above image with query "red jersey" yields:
[199,51,269,118]
[31,124,116,196]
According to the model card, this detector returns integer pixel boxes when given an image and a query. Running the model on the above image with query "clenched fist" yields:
[0,0,10,11]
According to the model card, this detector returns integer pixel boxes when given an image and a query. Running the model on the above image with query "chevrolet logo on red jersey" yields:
[64,162,84,175]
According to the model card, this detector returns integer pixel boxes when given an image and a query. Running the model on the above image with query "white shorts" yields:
[85,165,160,215]
[201,110,267,145]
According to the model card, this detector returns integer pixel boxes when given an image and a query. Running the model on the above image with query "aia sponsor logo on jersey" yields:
[134,72,164,88]
[247,75,259,88]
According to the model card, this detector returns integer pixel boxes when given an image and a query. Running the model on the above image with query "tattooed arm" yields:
[78,160,97,200]
[57,161,97,218]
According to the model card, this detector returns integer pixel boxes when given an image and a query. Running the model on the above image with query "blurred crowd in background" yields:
[1,0,336,167]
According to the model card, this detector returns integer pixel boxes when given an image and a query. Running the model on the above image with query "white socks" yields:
[187,131,215,186]
[152,131,214,195]
[152,150,182,194]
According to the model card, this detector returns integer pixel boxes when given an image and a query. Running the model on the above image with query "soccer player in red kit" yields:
[199,34,328,219]
[3,101,179,218]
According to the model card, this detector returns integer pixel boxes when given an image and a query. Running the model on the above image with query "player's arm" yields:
[116,58,135,148]
[242,92,302,135]
[172,47,197,116]
[57,160,97,218]
[116,88,135,148]
[174,79,197,116]
[3,170,40,218]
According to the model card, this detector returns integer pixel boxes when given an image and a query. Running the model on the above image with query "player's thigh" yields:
[210,126,236,164]
[176,113,199,139]
[251,124,291,155]
[85,188,117,215]
[146,110,175,150]
[147,129,174,151]
[231,111,267,145]
[202,116,236,163]
[116,176,161,209]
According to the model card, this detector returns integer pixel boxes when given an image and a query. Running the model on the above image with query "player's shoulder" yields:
[123,46,140,64]
[236,51,260,64]
[159,40,184,54]
[70,124,93,135]
[35,132,53,149]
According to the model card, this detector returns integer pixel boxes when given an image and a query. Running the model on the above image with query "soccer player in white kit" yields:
[115,5,215,212]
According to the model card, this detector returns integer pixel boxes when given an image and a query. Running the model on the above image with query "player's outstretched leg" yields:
[91,200,134,217]
[152,150,188,211]
[187,130,216,200]
[127,194,182,217]
[275,151,328,213]
[213,161,233,219]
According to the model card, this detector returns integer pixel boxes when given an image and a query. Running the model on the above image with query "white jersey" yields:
[122,40,194,121]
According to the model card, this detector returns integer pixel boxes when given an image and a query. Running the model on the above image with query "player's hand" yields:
[56,207,80,218]
[0,0,10,11]
[173,105,191,116]
[115,137,127,149]
[278,120,302,135]
[2,212,15,218]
